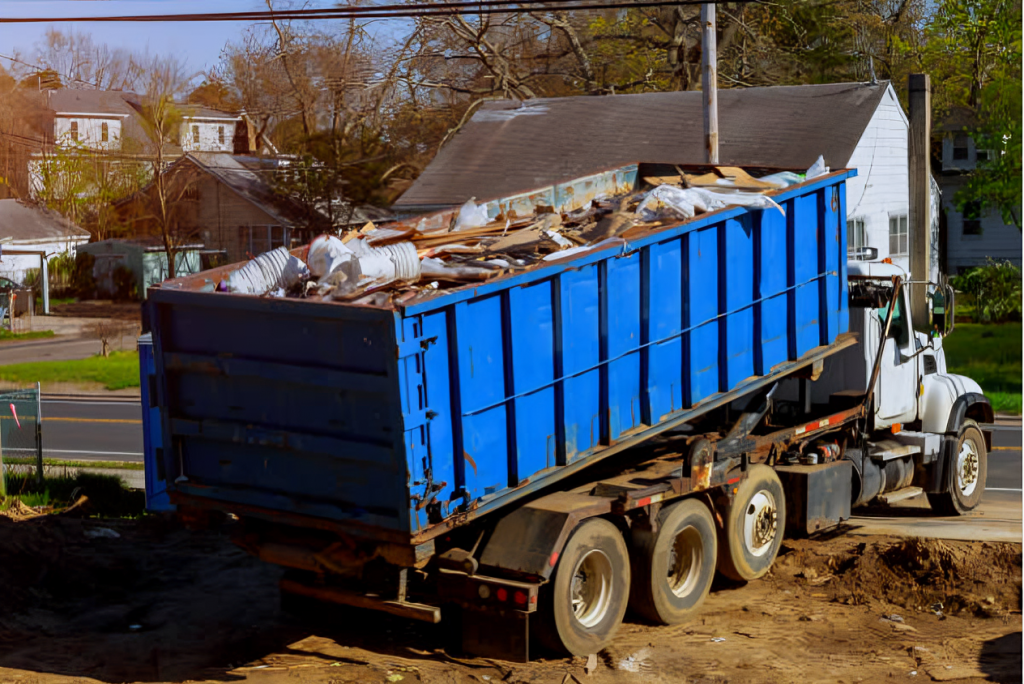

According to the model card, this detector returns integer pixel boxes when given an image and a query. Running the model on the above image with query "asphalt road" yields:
[39,398,144,462]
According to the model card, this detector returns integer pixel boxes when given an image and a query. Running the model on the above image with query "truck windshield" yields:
[877,294,910,347]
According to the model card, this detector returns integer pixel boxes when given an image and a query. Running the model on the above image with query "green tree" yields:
[924,0,1022,229]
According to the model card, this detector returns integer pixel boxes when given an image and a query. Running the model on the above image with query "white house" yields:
[395,81,940,280]
[47,89,142,151]
[180,106,242,153]
[0,199,91,283]
[937,124,1021,273]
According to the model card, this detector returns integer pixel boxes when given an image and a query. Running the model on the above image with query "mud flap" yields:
[462,607,530,662]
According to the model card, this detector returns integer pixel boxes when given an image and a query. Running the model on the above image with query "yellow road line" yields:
[0,416,141,424]
[992,446,1019,451]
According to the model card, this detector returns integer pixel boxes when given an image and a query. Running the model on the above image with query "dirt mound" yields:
[776,537,1022,617]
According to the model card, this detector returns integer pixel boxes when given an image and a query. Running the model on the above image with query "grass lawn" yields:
[0,350,140,390]
[944,322,1022,414]
[2,457,143,471]
[0,329,55,341]
[2,470,144,516]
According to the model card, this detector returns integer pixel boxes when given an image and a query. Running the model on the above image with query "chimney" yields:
[908,74,932,327]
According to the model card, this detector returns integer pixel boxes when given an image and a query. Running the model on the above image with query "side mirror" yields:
[944,283,955,336]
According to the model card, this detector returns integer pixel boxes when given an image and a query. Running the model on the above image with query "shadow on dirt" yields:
[979,632,1022,683]
[0,514,466,682]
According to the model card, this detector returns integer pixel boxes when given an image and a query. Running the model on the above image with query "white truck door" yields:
[874,291,918,425]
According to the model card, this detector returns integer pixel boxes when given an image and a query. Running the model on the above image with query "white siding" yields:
[180,119,237,152]
[844,84,940,280]
[54,116,123,150]
[0,237,90,283]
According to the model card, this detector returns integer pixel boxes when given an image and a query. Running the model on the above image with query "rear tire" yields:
[928,419,987,516]
[629,498,717,624]
[717,464,785,582]
[536,518,629,656]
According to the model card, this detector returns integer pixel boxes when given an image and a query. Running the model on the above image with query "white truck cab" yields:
[845,260,989,435]
[791,258,993,515]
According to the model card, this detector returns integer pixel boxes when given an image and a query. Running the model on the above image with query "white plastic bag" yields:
[453,198,490,231]
[805,155,829,180]
[635,185,698,221]
[757,171,804,188]
[306,235,354,278]
[702,188,786,216]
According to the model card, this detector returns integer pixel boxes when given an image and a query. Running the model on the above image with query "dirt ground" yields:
[49,300,143,322]
[0,514,1019,684]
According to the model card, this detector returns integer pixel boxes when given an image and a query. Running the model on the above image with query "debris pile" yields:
[217,161,825,307]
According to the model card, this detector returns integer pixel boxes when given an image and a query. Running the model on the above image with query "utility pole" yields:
[701,3,719,164]
[908,74,932,327]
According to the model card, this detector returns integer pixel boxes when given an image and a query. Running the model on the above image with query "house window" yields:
[976,149,990,163]
[183,185,199,202]
[192,125,200,144]
[889,215,909,256]
[101,122,109,142]
[847,218,866,256]
[963,201,983,236]
[218,126,225,146]
[952,133,969,160]
[69,121,79,142]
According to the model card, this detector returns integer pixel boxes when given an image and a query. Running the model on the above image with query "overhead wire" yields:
[0,0,762,23]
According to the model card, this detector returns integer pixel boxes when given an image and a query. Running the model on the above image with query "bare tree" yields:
[34,28,144,90]
[135,54,194,279]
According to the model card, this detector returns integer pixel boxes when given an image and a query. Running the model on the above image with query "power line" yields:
[0,0,760,23]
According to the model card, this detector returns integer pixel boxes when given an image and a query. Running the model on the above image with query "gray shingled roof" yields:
[0,199,91,242]
[185,153,323,227]
[181,105,241,120]
[48,89,137,116]
[395,81,890,210]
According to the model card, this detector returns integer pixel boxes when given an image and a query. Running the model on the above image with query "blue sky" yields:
[0,0,349,75]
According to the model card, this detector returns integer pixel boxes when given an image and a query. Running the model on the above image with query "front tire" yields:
[536,518,629,656]
[629,498,717,624]
[717,464,785,582]
[928,419,987,515]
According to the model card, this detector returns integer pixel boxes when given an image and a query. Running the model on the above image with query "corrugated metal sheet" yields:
[396,81,888,210]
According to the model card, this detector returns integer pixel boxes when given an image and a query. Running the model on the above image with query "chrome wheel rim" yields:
[743,490,778,557]
[666,525,703,598]
[571,549,613,628]
[956,440,980,497]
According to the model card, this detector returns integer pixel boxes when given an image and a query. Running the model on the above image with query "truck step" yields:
[868,439,922,461]
[877,486,924,504]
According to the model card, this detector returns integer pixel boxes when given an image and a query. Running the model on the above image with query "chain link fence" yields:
[0,385,43,495]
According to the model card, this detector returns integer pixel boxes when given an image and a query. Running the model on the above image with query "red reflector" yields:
[530,595,537,604]
[549,552,559,567]
[727,477,741,485]
[514,591,527,605]
[636,497,651,508]
[496,588,508,602]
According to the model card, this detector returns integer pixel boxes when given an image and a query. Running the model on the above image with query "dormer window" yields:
[101,122,109,142]
[70,121,79,142]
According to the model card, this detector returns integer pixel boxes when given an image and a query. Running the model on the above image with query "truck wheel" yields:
[928,419,987,516]
[629,498,716,624]
[536,518,629,656]
[717,464,785,582]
